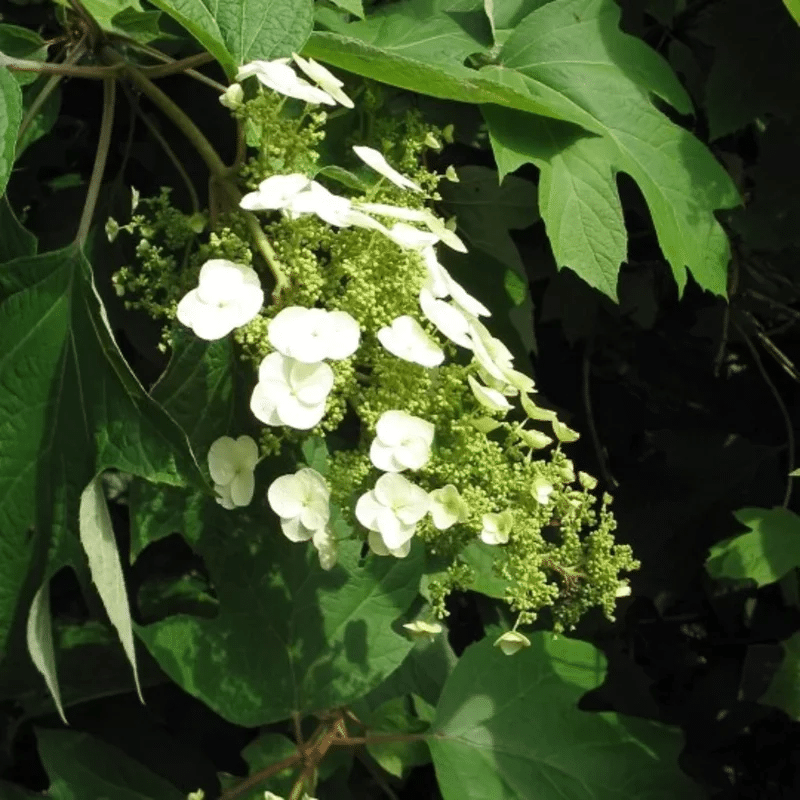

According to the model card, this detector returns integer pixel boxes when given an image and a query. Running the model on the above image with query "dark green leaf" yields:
[0,247,204,657]
[0,25,48,86]
[135,491,423,725]
[0,196,36,262]
[37,728,184,800]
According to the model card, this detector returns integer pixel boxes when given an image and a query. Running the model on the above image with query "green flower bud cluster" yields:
[111,85,638,632]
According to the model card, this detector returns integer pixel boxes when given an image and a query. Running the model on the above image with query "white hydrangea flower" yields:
[419,288,473,349]
[240,174,313,211]
[428,484,469,530]
[615,582,632,598]
[494,630,531,656]
[480,510,513,545]
[267,467,330,542]
[250,352,333,429]
[370,410,434,472]
[531,475,554,505]
[219,83,243,109]
[269,306,360,363]
[288,181,385,230]
[367,529,411,558]
[207,435,259,509]
[377,315,444,367]
[403,620,442,639]
[353,145,423,192]
[355,473,430,551]
[292,52,354,108]
[312,526,338,570]
[176,259,263,340]
[421,248,489,316]
[467,374,512,413]
[236,58,335,105]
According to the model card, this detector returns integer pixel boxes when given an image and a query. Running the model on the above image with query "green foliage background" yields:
[1,0,800,798]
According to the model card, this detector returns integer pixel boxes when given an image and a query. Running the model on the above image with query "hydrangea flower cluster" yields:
[114,55,639,633]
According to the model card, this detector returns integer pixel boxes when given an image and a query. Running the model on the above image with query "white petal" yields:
[380,519,417,551]
[385,222,439,251]
[324,311,361,359]
[277,395,327,429]
[353,146,423,192]
[377,316,444,368]
[292,53,354,108]
[238,59,335,105]
[369,439,404,473]
[419,289,473,349]
[280,515,315,542]
[234,435,259,470]
[355,203,429,222]
[214,483,236,510]
[207,436,237,485]
[268,474,304,518]
[355,490,383,532]
[289,360,334,404]
[467,375,512,412]
[229,470,255,507]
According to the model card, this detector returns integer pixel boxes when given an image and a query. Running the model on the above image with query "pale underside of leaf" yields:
[26,581,68,725]
[79,476,143,702]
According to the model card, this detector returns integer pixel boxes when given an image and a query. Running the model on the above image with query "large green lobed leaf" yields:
[428,633,701,800]
[306,0,739,299]
[484,0,740,298]
[135,491,423,725]
[148,0,314,78]
[0,248,204,659]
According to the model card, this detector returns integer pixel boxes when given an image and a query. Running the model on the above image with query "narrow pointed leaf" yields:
[79,476,143,702]
[26,581,67,725]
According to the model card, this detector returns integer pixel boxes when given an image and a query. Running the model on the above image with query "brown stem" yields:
[217,752,303,800]
[75,77,116,248]
[0,53,121,78]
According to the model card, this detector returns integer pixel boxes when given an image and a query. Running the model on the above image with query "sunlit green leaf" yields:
[429,634,701,800]
[761,631,800,719]
[0,67,22,196]
[706,507,800,586]
[25,581,67,724]
[148,0,314,78]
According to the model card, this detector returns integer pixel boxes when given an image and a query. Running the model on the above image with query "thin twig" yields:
[75,77,116,248]
[16,41,87,150]
[0,52,121,78]
[582,339,618,490]
[217,752,303,800]
[735,320,795,508]
[119,41,225,90]
[122,84,200,213]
